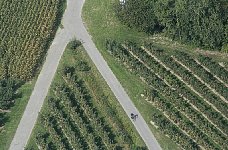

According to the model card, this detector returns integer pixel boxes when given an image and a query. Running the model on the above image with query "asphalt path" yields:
[9,0,161,149]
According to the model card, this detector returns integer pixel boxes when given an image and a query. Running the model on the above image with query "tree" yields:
[115,0,227,51]
[154,0,176,37]
[153,0,226,49]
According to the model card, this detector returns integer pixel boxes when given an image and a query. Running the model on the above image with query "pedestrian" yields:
[131,113,134,120]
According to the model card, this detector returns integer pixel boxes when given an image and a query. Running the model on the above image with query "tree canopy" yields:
[116,0,227,51]
[116,0,162,34]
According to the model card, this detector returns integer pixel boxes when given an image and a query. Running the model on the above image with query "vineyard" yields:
[0,0,65,80]
[106,40,228,150]
[26,41,146,149]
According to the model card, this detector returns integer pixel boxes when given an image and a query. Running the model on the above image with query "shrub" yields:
[68,39,82,50]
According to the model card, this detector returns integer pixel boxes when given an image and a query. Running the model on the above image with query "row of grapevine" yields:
[63,67,140,146]
[34,62,143,149]
[40,114,73,150]
[114,40,228,134]
[122,43,228,145]
[55,83,117,148]
[58,81,116,149]
[36,88,111,149]
[35,132,56,149]
[146,89,227,149]
[134,45,227,145]
[144,44,228,118]
[142,44,228,117]
[173,51,228,100]
[48,98,90,149]
[151,113,200,150]
[49,98,99,149]
[146,89,219,149]
[105,40,228,149]
[140,45,228,133]
[146,45,228,110]
[61,67,134,144]
[197,55,228,84]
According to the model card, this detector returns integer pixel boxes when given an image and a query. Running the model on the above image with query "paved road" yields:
[10,0,161,149]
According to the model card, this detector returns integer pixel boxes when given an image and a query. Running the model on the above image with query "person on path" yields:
[131,113,135,120]
[131,113,138,121]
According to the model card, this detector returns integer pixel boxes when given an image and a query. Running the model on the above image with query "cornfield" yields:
[0,0,65,80]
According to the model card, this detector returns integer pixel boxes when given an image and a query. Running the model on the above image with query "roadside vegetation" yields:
[26,40,146,149]
[0,0,66,149]
[82,0,228,149]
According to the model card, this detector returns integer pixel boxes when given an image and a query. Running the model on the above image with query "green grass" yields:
[26,43,146,149]
[0,80,35,150]
[82,0,182,149]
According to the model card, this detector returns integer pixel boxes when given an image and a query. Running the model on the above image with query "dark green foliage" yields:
[154,0,176,35]
[174,51,228,99]
[115,0,227,51]
[115,0,161,34]
[151,113,200,150]
[0,78,21,128]
[0,79,20,110]
[62,66,75,76]
[68,39,82,50]
[0,112,7,127]
[0,45,6,59]
[197,55,228,82]
[76,61,91,72]
[31,46,147,149]
[167,0,225,49]
[34,64,145,149]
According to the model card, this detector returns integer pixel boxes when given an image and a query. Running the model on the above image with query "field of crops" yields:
[0,0,65,80]
[106,40,228,150]
[0,0,65,148]
[26,41,146,149]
